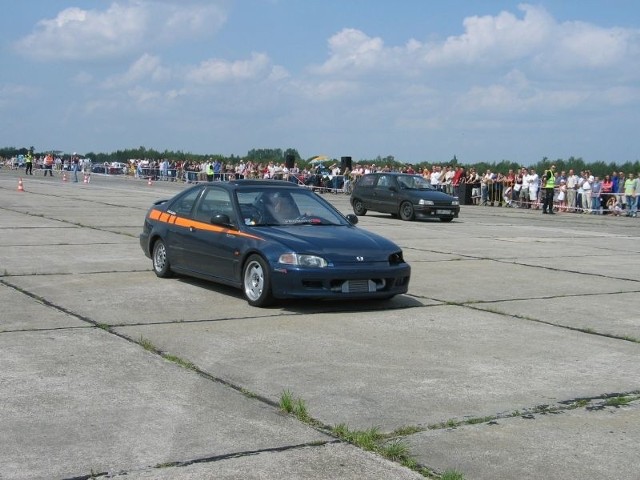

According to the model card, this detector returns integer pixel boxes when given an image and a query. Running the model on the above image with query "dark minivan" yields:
[350,172,460,222]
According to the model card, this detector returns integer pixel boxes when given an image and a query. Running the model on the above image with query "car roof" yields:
[187,180,303,191]
[365,172,416,177]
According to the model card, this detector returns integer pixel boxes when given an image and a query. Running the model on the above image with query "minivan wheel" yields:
[352,199,367,216]
[399,201,415,221]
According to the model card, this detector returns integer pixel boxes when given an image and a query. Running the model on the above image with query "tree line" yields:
[1,146,638,177]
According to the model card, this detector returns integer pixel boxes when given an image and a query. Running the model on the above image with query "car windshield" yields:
[236,188,347,227]
[396,175,435,190]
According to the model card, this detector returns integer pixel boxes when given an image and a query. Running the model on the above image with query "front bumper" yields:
[414,205,459,218]
[269,262,411,300]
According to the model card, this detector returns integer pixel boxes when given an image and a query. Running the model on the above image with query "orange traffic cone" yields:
[18,177,24,192]
[148,176,152,186]
[63,172,68,182]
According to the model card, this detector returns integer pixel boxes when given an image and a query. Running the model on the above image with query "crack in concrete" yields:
[61,439,341,480]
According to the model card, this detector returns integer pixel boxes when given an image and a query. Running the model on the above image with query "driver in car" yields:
[266,192,300,223]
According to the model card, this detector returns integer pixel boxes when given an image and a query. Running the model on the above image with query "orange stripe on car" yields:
[148,208,263,240]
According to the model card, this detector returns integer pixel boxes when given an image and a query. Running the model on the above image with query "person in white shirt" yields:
[565,169,579,212]
[430,166,442,190]
[521,168,531,208]
[444,166,455,194]
[528,169,540,208]
[581,174,593,213]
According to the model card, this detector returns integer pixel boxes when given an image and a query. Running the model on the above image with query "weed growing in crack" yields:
[605,396,632,407]
[332,423,466,478]
[163,353,196,370]
[279,390,309,421]
[279,389,294,413]
[441,469,465,480]
[294,397,309,421]
[390,425,423,437]
[138,336,156,352]
[381,439,410,462]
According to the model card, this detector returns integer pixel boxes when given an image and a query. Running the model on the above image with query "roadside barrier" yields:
[472,184,634,215]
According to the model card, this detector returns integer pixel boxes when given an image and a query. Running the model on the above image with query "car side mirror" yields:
[211,213,236,229]
[389,186,398,192]
[345,214,359,225]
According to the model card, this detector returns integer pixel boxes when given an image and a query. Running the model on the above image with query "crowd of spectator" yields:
[4,155,638,217]
[453,166,639,217]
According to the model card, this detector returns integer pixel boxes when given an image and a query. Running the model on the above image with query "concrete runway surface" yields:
[1,170,638,480]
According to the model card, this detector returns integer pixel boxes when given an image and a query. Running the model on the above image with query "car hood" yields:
[255,225,400,263]
[411,189,457,201]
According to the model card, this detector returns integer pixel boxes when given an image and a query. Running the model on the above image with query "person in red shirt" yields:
[601,175,614,213]
[43,153,55,177]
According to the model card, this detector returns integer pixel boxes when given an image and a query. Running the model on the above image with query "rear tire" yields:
[399,202,414,221]
[243,254,273,307]
[352,198,367,216]
[152,239,172,278]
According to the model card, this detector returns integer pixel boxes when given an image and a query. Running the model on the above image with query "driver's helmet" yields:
[265,191,299,220]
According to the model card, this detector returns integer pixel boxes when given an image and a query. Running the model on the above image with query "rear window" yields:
[358,175,376,187]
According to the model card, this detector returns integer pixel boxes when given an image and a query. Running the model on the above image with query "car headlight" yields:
[279,253,328,268]
[451,199,460,206]
[418,199,434,206]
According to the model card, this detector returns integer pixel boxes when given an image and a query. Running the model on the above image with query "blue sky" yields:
[2,1,639,165]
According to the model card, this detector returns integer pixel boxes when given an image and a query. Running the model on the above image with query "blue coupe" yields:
[140,180,411,307]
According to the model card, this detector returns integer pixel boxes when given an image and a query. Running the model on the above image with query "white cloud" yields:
[127,86,161,105]
[424,4,553,67]
[310,4,640,79]
[0,83,39,108]
[292,79,361,101]
[13,1,227,62]
[312,28,386,75]
[102,54,171,88]
[185,53,273,84]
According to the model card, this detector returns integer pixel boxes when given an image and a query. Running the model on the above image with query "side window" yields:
[397,177,411,189]
[194,187,235,223]
[169,188,202,217]
[359,175,376,188]
[377,175,390,187]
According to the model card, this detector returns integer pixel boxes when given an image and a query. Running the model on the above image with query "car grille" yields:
[331,279,386,293]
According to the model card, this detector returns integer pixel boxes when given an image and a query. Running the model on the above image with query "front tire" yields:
[152,239,172,278]
[352,198,367,216]
[399,201,415,221]
[440,217,454,223]
[243,254,273,307]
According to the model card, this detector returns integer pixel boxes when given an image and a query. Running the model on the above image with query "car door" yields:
[183,186,242,282]
[163,186,205,268]
[354,174,377,208]
[372,174,398,213]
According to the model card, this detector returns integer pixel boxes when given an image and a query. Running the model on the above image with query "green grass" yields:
[138,336,156,352]
[332,423,465,478]
[162,353,196,370]
[605,396,632,407]
[279,390,310,422]
[441,470,465,480]
[279,389,295,413]
[380,439,411,462]
[390,425,424,437]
